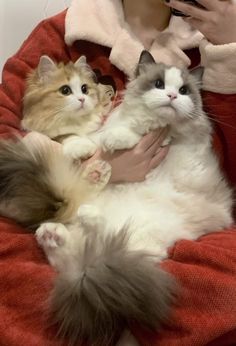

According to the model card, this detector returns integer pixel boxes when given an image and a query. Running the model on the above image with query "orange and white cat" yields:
[22,55,114,159]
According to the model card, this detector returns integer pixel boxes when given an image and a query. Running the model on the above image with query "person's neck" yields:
[123,0,171,48]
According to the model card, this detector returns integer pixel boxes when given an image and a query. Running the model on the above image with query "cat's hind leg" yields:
[36,222,73,271]
[36,222,69,250]
[77,204,107,234]
[81,159,111,190]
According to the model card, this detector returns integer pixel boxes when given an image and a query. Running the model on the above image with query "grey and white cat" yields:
[36,51,233,345]
[0,51,233,346]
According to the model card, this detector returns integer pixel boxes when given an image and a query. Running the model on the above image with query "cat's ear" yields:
[135,50,156,77]
[74,55,98,83]
[38,56,57,82]
[190,66,204,84]
[74,55,87,68]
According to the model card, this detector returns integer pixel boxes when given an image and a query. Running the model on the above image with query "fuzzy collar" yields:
[65,0,203,77]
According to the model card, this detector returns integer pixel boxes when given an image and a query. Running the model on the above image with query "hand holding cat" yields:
[166,0,236,45]
[86,129,169,183]
[24,129,169,184]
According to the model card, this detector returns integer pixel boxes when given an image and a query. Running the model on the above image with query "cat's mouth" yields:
[155,106,178,125]
[159,104,176,113]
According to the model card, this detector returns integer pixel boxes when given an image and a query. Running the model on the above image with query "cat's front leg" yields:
[101,127,141,152]
[63,136,97,160]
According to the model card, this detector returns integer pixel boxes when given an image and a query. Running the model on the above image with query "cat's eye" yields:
[59,85,72,96]
[179,85,190,95]
[155,79,165,89]
[81,84,88,94]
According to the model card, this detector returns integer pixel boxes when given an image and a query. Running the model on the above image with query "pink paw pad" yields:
[42,230,63,247]
[36,223,67,249]
[88,170,101,183]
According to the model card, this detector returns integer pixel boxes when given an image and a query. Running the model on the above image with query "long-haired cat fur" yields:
[0,51,233,346]
[22,55,114,159]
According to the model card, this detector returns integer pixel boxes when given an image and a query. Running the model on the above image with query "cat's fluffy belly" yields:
[91,142,232,258]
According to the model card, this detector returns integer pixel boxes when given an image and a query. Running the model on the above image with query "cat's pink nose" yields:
[167,93,177,100]
[79,97,85,104]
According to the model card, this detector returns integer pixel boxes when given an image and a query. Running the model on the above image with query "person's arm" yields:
[165,0,236,93]
[0,10,69,139]
[165,0,236,186]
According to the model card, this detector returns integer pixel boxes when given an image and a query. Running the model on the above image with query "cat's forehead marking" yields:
[165,67,183,89]
[69,75,83,93]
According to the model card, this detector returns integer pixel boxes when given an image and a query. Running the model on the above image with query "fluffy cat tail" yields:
[0,137,90,228]
[51,227,176,345]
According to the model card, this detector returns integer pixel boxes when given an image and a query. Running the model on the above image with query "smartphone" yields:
[171,0,205,17]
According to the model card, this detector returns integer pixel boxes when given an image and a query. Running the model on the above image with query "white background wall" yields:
[0,0,71,79]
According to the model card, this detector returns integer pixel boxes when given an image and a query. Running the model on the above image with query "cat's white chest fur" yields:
[91,132,232,259]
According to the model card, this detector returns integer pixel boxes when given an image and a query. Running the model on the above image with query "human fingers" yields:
[183,16,203,31]
[135,129,164,153]
[195,0,220,11]
[81,149,103,167]
[165,0,209,20]
[149,146,169,170]
[146,129,169,157]
[135,127,169,153]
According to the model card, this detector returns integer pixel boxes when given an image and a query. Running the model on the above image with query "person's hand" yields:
[24,130,169,184]
[85,129,169,183]
[165,0,236,45]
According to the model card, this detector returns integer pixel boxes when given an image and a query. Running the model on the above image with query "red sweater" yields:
[0,10,236,346]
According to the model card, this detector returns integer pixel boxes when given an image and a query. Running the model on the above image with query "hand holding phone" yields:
[170,0,205,17]
[165,0,236,45]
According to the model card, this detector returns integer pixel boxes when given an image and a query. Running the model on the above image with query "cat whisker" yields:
[205,116,236,131]
[203,110,235,121]
[191,111,236,131]
[176,105,195,119]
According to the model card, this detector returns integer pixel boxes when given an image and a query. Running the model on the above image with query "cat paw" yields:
[101,128,140,152]
[77,204,105,231]
[82,160,111,186]
[63,138,97,160]
[36,222,68,249]
[161,135,172,147]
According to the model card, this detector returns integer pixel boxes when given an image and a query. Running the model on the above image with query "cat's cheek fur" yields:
[143,89,169,109]
[174,96,195,118]
[84,95,98,112]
